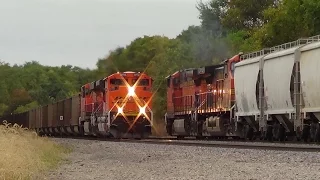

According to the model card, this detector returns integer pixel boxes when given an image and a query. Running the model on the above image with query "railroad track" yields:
[50,135,320,152]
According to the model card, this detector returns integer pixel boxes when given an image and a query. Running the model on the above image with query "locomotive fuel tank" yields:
[172,119,188,136]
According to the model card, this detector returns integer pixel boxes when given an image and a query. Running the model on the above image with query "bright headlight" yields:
[128,86,135,96]
[139,106,146,114]
[118,107,123,113]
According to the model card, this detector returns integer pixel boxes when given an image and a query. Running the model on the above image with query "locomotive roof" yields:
[79,71,152,86]
[165,63,224,80]
[105,71,149,78]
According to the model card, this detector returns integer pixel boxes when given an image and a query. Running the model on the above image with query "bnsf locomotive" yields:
[1,71,153,139]
[165,35,320,142]
[165,54,239,139]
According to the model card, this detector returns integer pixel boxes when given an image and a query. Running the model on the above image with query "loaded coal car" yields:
[0,111,29,128]
[41,95,81,136]
[13,95,81,136]
[165,54,241,139]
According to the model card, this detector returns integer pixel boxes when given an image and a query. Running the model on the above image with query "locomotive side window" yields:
[230,62,235,77]
[224,64,228,78]
[173,77,180,86]
[81,86,86,98]
[167,78,171,87]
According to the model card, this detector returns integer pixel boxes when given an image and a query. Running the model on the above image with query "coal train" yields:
[0,71,154,139]
[165,34,320,142]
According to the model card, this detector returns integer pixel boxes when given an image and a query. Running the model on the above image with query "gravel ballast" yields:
[43,138,320,180]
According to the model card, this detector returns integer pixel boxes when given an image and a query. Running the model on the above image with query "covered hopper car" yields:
[0,71,154,139]
[165,35,320,142]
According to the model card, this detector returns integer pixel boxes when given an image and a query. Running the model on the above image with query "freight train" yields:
[165,35,320,142]
[2,35,320,143]
[0,71,154,139]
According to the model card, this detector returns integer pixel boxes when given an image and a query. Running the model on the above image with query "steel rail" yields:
[50,136,320,153]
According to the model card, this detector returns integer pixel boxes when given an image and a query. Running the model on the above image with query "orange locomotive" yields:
[165,55,241,139]
[80,71,153,138]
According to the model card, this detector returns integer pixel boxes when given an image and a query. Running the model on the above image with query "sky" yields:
[0,0,202,69]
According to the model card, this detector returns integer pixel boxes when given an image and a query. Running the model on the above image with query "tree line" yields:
[1,0,320,121]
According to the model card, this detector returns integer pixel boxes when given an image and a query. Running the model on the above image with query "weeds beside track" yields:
[0,121,71,180]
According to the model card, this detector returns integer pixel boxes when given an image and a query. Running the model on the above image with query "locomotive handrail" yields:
[197,91,215,95]
[92,102,103,116]
[172,92,222,114]
[173,95,193,99]
[230,104,235,125]
[196,99,207,110]
[107,100,120,126]
[172,91,214,99]
[141,99,154,126]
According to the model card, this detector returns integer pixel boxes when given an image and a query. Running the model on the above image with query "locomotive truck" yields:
[165,35,320,142]
[0,71,154,139]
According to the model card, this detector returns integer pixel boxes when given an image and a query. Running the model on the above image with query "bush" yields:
[0,121,71,180]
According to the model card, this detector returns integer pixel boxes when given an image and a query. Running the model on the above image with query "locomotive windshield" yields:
[110,79,124,85]
[138,79,149,86]
[133,78,149,86]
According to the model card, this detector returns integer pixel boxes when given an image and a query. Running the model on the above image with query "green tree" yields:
[222,0,275,31]
[259,0,320,47]
[0,80,10,104]
[96,36,176,76]
[196,0,275,53]
[196,0,227,36]
[14,101,39,114]
[0,60,97,116]
[0,104,8,116]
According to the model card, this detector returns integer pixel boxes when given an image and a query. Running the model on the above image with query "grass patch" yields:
[0,121,71,180]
